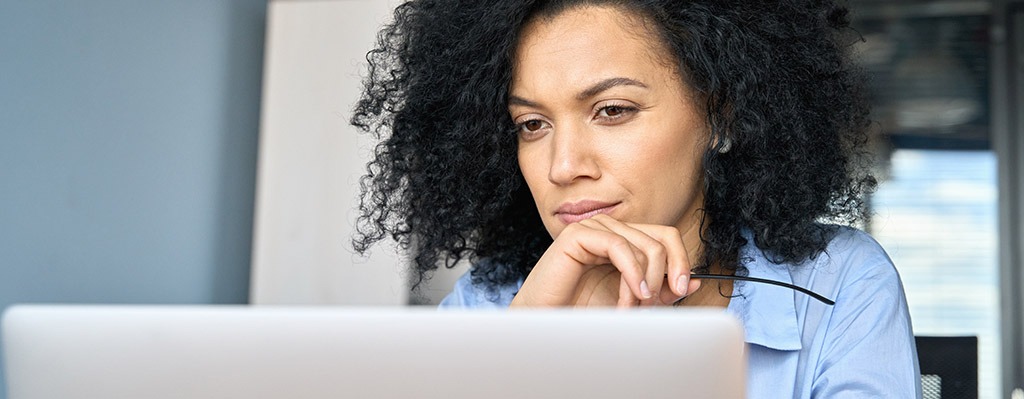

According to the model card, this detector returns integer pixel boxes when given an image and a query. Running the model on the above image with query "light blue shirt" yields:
[440,227,922,398]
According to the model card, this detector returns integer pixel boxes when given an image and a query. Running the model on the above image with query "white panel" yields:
[251,0,407,305]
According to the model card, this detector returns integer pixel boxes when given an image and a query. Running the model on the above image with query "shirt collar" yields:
[725,232,803,351]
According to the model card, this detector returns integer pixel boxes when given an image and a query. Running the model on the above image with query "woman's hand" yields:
[510,214,702,307]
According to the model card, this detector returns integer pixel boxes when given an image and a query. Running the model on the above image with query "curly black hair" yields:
[351,0,876,292]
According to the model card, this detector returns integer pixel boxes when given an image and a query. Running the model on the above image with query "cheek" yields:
[517,145,544,189]
[659,139,704,178]
[601,130,698,179]
[645,116,707,173]
[517,145,553,212]
[608,126,706,203]
[518,145,565,237]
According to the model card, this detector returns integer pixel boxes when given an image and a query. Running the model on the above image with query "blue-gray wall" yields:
[0,1,267,396]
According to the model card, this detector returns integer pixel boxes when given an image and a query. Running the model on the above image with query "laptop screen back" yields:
[3,306,745,399]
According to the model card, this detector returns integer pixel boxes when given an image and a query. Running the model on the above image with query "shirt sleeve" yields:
[438,269,517,308]
[810,250,922,398]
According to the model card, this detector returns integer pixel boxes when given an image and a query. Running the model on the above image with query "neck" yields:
[674,203,707,270]
[673,194,732,308]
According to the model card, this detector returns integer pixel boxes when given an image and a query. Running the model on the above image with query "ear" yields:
[710,133,732,154]
[717,136,732,153]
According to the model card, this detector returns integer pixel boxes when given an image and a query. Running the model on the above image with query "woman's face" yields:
[510,5,709,240]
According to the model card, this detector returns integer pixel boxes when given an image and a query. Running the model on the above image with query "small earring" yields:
[718,136,733,153]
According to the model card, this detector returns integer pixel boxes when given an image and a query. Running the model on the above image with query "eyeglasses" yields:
[690,274,835,305]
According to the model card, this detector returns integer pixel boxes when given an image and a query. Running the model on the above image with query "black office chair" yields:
[915,336,978,399]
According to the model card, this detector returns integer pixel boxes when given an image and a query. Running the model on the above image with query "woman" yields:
[352,0,920,397]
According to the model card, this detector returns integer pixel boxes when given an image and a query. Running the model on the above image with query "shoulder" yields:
[798,226,901,292]
[823,226,891,265]
[737,226,919,396]
[438,262,522,308]
[775,227,912,327]
[802,227,921,396]
[779,226,908,319]
[743,225,900,292]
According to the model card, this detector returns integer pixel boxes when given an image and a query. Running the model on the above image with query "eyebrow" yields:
[508,77,649,108]
[576,77,648,101]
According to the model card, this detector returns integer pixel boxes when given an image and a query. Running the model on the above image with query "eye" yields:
[516,118,551,140]
[601,106,626,117]
[523,120,545,132]
[596,104,639,122]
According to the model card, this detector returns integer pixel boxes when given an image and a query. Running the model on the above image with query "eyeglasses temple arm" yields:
[690,273,836,306]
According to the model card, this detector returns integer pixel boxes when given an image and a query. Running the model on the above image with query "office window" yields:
[872,150,998,398]
[853,3,999,398]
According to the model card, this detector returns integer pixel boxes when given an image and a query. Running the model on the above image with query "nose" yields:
[548,122,600,185]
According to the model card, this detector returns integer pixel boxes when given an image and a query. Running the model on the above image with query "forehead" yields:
[511,5,678,95]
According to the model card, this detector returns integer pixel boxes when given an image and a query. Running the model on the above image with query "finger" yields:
[657,275,704,305]
[558,224,652,301]
[578,218,648,268]
[688,275,702,296]
[515,222,649,306]
[617,275,638,308]
[587,215,666,305]
[623,223,692,297]
[658,276,684,305]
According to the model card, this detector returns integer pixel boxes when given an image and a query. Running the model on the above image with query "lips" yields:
[555,200,620,224]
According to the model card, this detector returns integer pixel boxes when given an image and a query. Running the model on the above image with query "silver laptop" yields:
[3,306,745,399]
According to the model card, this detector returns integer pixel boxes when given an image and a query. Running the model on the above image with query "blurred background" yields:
[1,0,1023,398]
[852,1,1015,398]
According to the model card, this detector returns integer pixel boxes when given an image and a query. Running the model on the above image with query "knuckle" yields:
[578,218,599,229]
[648,242,667,257]
[632,249,649,266]
[660,225,682,240]
[563,223,584,235]
[609,235,631,250]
